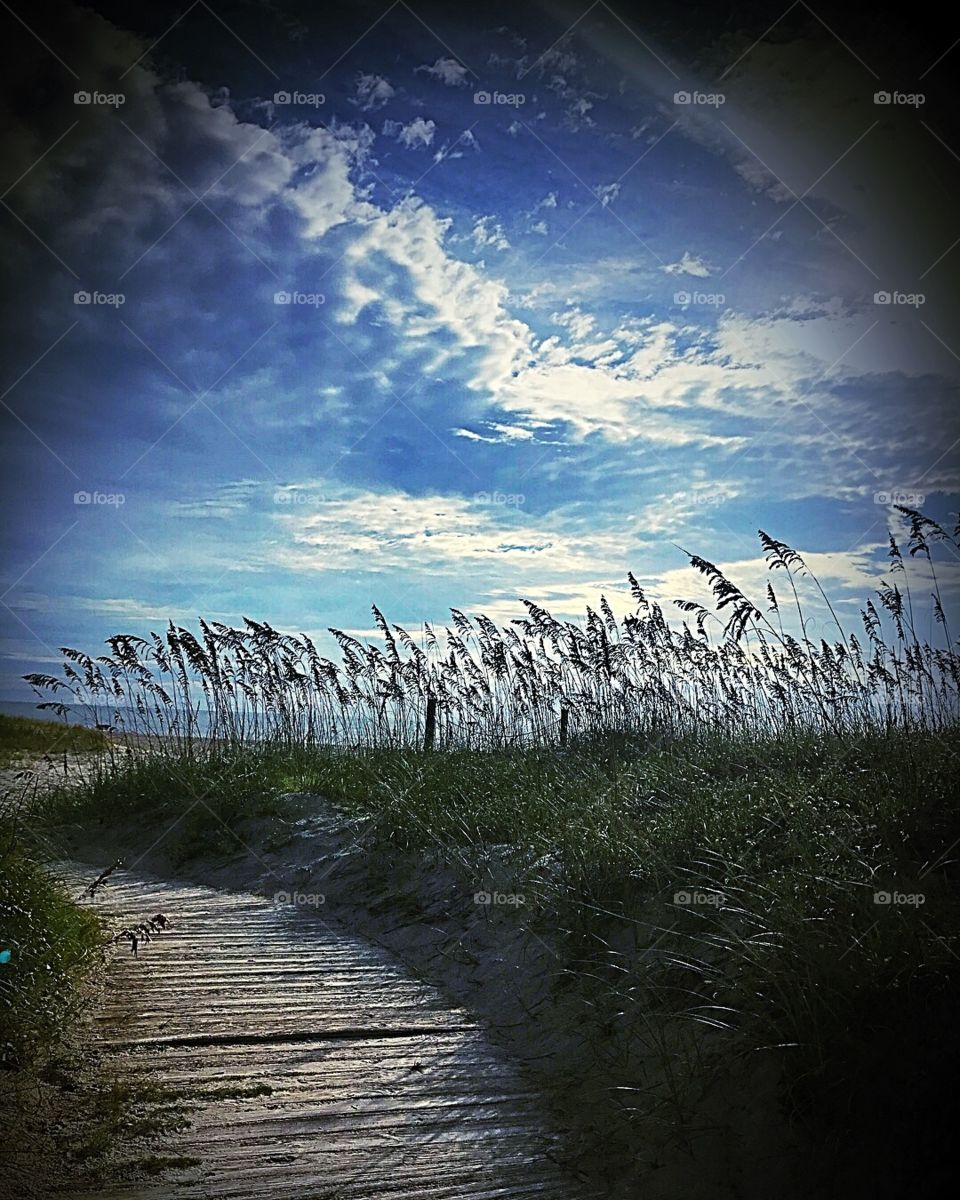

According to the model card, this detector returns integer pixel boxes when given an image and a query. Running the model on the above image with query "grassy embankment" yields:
[0,712,109,762]
[38,732,960,1171]
[20,512,960,1193]
[0,716,205,1189]
[0,715,110,1068]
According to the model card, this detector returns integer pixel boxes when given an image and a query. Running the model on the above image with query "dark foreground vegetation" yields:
[6,509,960,1197]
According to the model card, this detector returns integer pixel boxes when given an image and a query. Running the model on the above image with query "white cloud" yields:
[524,191,557,234]
[662,251,712,278]
[486,422,539,441]
[433,128,480,163]
[169,480,261,519]
[338,197,531,391]
[352,73,395,111]
[383,116,436,149]
[594,181,620,207]
[566,95,595,127]
[271,490,653,587]
[496,357,747,446]
[452,428,490,442]
[553,307,596,339]
[13,593,228,624]
[471,216,511,251]
[416,57,470,87]
[452,421,545,444]
[284,126,371,239]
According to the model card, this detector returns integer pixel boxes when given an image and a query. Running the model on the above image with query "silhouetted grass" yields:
[23,510,960,1193]
[24,511,960,749]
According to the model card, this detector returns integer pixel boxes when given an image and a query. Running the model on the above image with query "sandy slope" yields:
[61,793,811,1199]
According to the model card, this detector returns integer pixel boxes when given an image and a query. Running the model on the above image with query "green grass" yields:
[40,745,303,863]
[0,713,110,764]
[17,512,959,1192]
[0,851,103,1068]
[36,728,960,1184]
[1,715,110,1067]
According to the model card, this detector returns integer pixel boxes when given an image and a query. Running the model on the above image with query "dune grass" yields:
[20,509,960,1190]
[0,843,103,1069]
[1,716,111,1068]
[39,729,960,1113]
[0,714,110,765]
[23,511,960,750]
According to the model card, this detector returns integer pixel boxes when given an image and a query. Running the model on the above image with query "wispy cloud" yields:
[416,57,470,87]
[383,116,436,149]
[352,72,396,111]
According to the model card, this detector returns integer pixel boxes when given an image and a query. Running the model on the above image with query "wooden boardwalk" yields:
[57,864,590,1199]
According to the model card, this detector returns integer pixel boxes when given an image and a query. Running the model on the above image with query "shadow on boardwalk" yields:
[55,863,598,1200]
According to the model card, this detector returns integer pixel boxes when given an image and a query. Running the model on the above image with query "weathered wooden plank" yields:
[55,864,593,1199]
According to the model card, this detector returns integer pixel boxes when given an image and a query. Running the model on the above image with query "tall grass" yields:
[23,509,960,749]
[21,510,960,1193]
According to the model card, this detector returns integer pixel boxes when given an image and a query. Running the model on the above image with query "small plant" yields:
[112,912,170,957]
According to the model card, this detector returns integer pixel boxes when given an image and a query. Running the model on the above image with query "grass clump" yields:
[0,850,103,1069]
[1,715,110,1068]
[41,744,302,864]
[0,714,110,764]
[0,801,108,1195]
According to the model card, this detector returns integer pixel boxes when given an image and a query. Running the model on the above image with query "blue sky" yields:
[2,0,959,698]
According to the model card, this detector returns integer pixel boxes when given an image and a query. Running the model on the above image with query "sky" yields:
[1,0,959,699]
